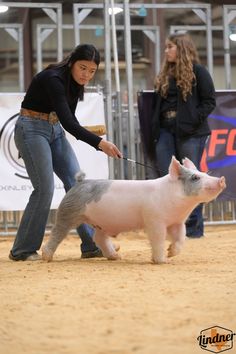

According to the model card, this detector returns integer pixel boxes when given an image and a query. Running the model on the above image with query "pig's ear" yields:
[182,157,197,170]
[169,156,181,179]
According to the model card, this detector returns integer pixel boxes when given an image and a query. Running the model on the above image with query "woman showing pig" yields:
[9,44,122,261]
[151,32,216,238]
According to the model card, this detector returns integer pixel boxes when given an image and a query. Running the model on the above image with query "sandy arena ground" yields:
[0,225,236,354]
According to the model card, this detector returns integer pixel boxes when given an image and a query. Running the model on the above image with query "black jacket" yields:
[151,63,216,145]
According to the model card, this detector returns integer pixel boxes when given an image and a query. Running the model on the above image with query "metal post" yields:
[110,0,124,178]
[36,25,43,73]
[206,6,213,76]
[56,5,63,61]
[18,26,24,91]
[154,29,161,75]
[104,0,114,178]
[73,4,80,45]
[123,0,136,179]
[223,5,232,89]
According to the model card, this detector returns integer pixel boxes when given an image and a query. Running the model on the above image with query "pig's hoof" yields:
[42,245,53,262]
[152,257,168,264]
[107,252,121,261]
[167,245,179,257]
[168,251,177,258]
[167,249,176,258]
[113,243,120,252]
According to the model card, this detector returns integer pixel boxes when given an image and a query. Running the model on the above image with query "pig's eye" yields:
[191,174,200,181]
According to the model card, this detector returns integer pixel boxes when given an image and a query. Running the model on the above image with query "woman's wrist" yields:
[98,139,104,151]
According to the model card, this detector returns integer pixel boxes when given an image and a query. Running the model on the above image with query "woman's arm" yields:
[46,76,102,148]
[195,64,216,121]
[45,75,122,158]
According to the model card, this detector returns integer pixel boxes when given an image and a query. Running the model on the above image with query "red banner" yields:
[200,91,236,200]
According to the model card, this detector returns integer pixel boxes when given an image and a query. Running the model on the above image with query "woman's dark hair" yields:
[46,44,100,100]
[68,44,100,67]
[47,44,100,69]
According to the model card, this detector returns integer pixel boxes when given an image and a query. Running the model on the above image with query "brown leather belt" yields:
[20,108,59,124]
[162,110,177,120]
[19,108,106,136]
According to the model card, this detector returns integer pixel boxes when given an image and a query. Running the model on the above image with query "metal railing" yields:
[1,201,236,237]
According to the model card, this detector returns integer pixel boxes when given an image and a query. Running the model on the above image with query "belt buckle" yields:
[165,111,176,119]
[48,111,58,124]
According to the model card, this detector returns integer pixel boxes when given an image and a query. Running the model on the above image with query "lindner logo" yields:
[197,326,235,353]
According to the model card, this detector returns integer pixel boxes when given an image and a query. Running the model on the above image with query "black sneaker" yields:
[9,251,41,261]
[186,235,204,239]
[81,248,103,259]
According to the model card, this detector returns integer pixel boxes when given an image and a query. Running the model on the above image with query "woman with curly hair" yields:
[151,33,216,238]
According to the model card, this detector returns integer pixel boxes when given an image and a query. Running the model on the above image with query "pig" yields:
[42,156,226,264]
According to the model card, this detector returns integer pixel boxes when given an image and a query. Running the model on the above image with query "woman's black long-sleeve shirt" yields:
[21,67,102,149]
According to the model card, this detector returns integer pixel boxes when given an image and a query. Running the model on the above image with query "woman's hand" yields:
[98,139,122,158]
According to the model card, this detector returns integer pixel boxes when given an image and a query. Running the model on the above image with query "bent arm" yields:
[195,65,216,121]
[45,76,102,149]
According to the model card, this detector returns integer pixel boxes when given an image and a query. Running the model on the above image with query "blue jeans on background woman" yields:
[155,128,207,237]
[10,116,98,259]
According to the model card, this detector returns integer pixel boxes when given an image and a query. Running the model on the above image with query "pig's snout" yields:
[219,176,226,190]
[203,175,226,201]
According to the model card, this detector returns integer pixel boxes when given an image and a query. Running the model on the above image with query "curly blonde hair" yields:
[154,33,200,101]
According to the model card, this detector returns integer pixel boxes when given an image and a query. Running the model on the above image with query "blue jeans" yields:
[11,116,98,257]
[155,128,207,237]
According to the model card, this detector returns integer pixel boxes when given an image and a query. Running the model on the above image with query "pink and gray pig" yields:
[42,156,226,264]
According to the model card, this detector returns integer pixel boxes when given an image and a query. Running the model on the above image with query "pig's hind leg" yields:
[93,229,120,260]
[42,221,71,262]
[167,223,186,258]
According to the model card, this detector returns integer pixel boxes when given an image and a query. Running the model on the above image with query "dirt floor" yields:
[0,225,236,354]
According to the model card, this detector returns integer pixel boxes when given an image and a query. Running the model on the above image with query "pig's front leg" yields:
[146,223,167,264]
[167,223,186,258]
[93,229,121,260]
